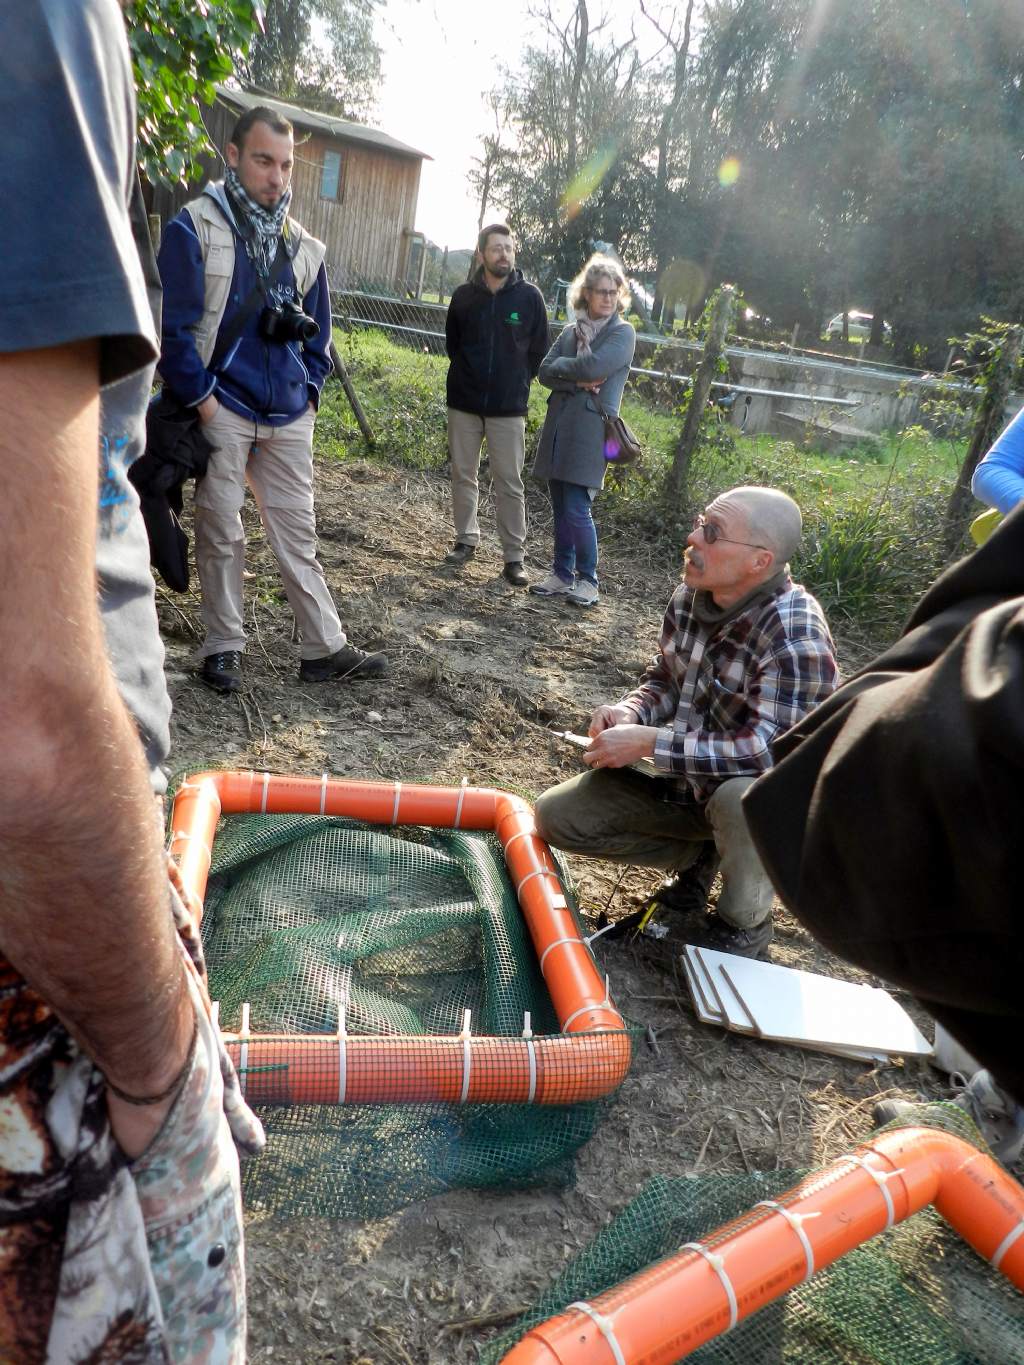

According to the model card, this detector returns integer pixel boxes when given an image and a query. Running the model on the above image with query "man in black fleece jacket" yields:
[442,223,549,586]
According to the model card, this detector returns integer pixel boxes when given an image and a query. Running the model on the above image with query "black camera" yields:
[259,300,320,344]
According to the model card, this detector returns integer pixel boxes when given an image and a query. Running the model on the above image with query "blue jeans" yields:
[549,479,598,586]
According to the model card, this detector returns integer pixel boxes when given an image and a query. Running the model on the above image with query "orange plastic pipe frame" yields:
[169,770,632,1105]
[501,1125,1024,1364]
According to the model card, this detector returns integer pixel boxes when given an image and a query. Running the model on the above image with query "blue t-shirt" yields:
[2,0,171,789]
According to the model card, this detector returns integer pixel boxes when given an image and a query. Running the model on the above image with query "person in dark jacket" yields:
[743,505,1024,1149]
[158,104,386,693]
[442,223,549,586]
[529,253,636,607]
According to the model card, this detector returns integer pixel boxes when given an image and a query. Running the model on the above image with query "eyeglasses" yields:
[692,514,768,551]
[589,287,619,298]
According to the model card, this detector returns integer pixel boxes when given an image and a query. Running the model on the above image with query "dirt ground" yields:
[162,453,949,1364]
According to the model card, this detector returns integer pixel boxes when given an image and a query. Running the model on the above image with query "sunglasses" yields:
[692,514,768,551]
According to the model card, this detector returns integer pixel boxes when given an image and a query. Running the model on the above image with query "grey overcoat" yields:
[532,316,637,488]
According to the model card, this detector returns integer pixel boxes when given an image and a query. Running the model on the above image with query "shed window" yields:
[320,149,342,200]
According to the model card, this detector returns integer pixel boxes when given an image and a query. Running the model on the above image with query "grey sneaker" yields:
[566,579,599,608]
[529,572,574,597]
[443,542,476,566]
[873,1070,1024,1165]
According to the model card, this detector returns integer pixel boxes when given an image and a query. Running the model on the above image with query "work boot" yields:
[653,845,721,918]
[299,643,387,682]
[597,846,721,942]
[683,911,773,960]
[874,1070,1024,1165]
[502,561,529,587]
[443,542,476,566]
[200,650,243,694]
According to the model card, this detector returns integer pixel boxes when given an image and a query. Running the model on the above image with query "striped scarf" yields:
[224,167,291,278]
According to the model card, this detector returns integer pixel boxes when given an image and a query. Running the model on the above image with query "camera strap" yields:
[208,213,293,372]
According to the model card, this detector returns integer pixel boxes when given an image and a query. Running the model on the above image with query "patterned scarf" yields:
[574,308,613,355]
[224,166,291,278]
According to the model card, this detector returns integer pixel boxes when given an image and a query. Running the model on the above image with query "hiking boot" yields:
[683,911,773,960]
[873,1070,1024,1165]
[299,643,387,683]
[443,542,476,566]
[652,844,721,918]
[566,579,599,608]
[529,573,574,597]
[200,650,243,694]
[502,561,529,587]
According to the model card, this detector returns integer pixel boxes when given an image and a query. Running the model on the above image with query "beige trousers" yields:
[193,404,345,660]
[446,408,528,560]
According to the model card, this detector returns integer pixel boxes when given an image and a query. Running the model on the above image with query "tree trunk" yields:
[944,326,1021,552]
[668,284,736,499]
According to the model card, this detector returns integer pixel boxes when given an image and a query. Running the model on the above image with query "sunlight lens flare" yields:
[562,145,617,219]
[718,156,741,187]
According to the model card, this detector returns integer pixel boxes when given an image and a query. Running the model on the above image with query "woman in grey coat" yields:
[530,255,636,607]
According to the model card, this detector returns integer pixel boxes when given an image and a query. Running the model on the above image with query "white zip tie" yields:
[843,1155,902,1230]
[754,1201,821,1281]
[168,831,213,865]
[337,999,348,1104]
[585,920,622,945]
[562,977,613,1033]
[320,771,329,816]
[453,777,468,829]
[680,1242,738,1330]
[260,771,270,814]
[459,1009,473,1104]
[391,781,402,825]
[565,1303,626,1365]
[239,1002,251,1097]
[539,936,584,973]
[516,867,560,897]
[991,1217,1024,1271]
[503,829,534,854]
[522,1012,537,1104]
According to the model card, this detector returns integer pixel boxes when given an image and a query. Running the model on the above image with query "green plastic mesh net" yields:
[195,809,635,1217]
[483,1110,1024,1364]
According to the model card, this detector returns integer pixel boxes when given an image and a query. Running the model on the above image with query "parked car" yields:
[825,310,891,342]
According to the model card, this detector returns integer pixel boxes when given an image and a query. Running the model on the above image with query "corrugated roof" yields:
[215,85,431,162]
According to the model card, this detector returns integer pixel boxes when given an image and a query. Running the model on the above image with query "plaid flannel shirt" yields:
[623,576,838,802]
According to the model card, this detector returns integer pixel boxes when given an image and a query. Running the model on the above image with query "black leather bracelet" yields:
[105,1013,199,1107]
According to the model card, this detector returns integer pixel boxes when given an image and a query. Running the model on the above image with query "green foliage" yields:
[126,0,259,187]
[324,331,962,652]
[238,0,384,120]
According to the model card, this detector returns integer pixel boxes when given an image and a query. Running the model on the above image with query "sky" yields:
[373,0,667,250]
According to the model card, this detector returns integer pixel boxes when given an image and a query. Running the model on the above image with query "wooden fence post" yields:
[667,284,737,498]
[329,338,375,449]
[944,324,1021,552]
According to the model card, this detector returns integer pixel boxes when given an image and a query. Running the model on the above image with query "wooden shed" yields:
[147,85,431,287]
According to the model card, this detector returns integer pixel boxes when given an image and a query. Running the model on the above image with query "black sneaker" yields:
[299,643,388,682]
[200,650,243,693]
[502,561,528,587]
[443,542,476,566]
[683,911,773,960]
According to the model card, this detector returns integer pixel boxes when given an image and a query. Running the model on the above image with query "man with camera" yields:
[158,105,386,692]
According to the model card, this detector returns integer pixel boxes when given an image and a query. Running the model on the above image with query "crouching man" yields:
[534,486,838,958]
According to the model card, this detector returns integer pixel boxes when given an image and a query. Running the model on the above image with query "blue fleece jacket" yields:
[157,185,332,427]
[972,403,1024,515]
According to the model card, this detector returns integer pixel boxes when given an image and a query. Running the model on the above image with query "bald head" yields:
[720,486,803,566]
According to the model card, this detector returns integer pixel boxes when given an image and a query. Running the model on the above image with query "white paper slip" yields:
[697,948,932,1058]
[554,731,661,778]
